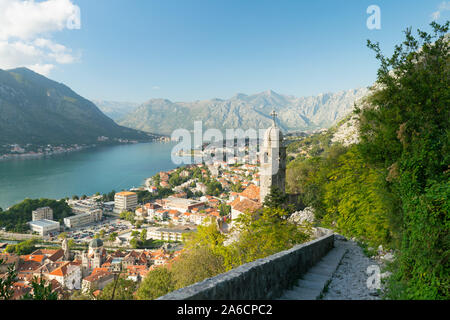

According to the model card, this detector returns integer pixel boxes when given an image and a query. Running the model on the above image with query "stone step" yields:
[281,287,319,300]
[306,265,336,276]
[278,244,348,300]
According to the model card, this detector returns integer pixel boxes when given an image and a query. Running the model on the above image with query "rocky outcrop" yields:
[289,207,316,225]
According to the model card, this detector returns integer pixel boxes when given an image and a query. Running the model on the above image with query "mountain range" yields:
[0,68,159,146]
[92,100,140,121]
[117,88,369,135]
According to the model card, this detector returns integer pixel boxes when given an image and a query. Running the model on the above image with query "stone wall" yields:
[158,232,334,300]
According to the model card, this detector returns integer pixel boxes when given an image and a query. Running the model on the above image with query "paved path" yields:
[322,239,381,300]
[279,237,381,300]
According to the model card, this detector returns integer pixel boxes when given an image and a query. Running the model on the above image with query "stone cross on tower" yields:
[270,110,278,127]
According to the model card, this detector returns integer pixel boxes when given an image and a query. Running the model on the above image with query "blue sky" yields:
[1,0,448,102]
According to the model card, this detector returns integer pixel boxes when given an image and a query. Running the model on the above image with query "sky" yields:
[0,0,449,103]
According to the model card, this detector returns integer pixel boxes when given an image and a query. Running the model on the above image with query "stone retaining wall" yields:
[158,232,334,300]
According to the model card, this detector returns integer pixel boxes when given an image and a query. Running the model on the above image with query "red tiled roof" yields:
[232,198,262,214]
[20,254,45,264]
[83,269,112,283]
[31,249,58,256]
[239,184,260,202]
[17,260,41,272]
[49,261,79,277]
[93,289,102,297]
[47,249,65,262]
[0,253,19,264]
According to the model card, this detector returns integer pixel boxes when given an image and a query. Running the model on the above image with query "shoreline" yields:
[0,145,92,162]
[0,141,180,210]
[0,138,171,162]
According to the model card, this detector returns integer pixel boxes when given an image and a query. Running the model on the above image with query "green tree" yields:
[0,259,17,300]
[58,232,67,240]
[22,277,58,300]
[263,186,293,215]
[0,199,73,233]
[205,180,223,196]
[218,203,231,217]
[67,239,75,249]
[129,237,140,249]
[140,229,147,242]
[228,207,311,268]
[320,147,394,247]
[171,247,225,289]
[5,239,38,255]
[98,278,137,300]
[135,267,176,300]
[109,232,118,242]
[231,181,243,193]
[357,22,450,299]
[131,230,140,238]
[70,289,94,300]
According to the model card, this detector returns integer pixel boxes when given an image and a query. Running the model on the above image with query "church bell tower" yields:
[260,110,286,204]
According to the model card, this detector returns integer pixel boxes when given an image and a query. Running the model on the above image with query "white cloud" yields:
[0,0,81,76]
[431,1,450,21]
[152,86,161,90]
[27,63,55,75]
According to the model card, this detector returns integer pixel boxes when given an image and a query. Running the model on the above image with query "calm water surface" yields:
[0,142,181,209]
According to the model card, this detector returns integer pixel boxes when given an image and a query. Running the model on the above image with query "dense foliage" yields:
[22,277,58,300]
[136,188,174,204]
[0,199,73,232]
[135,207,311,300]
[98,277,138,300]
[286,22,449,299]
[358,22,449,299]
[0,258,17,300]
[135,267,176,300]
[4,239,38,255]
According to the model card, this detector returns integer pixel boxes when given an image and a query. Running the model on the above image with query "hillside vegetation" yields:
[0,68,157,145]
[0,199,73,233]
[286,22,449,299]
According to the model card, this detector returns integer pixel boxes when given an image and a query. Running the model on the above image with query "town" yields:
[0,143,268,299]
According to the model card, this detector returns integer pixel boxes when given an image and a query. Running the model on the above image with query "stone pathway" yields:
[322,238,381,300]
[279,236,382,300]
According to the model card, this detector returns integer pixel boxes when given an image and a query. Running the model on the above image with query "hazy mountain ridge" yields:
[0,68,158,145]
[118,88,369,135]
[93,100,140,120]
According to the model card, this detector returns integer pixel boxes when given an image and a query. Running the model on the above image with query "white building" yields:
[162,197,205,212]
[114,191,138,213]
[32,207,53,221]
[148,228,193,242]
[47,262,82,290]
[29,219,60,236]
[82,269,114,293]
[64,209,103,229]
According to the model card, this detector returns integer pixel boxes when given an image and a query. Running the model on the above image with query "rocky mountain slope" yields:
[118,88,369,135]
[0,68,158,145]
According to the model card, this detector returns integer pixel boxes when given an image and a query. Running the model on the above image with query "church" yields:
[260,110,287,203]
[230,111,286,221]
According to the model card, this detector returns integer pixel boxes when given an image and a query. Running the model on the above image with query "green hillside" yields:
[0,68,158,145]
